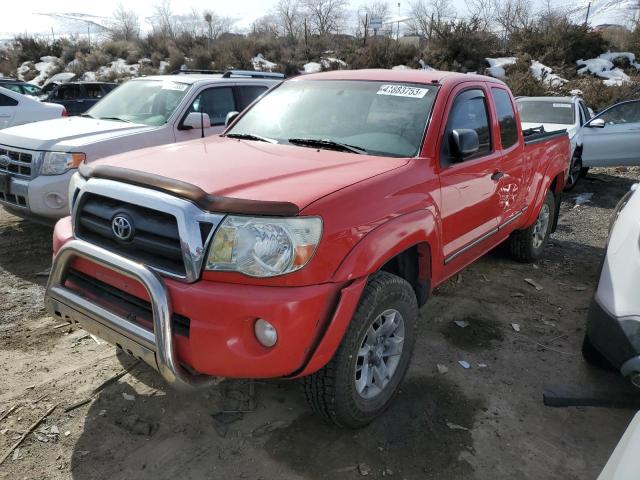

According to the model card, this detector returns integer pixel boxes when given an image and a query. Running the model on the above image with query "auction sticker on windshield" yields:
[161,81,189,91]
[377,85,429,98]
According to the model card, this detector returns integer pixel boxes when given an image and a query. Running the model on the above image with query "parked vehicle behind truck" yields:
[45,69,569,427]
[0,71,281,222]
[516,95,592,190]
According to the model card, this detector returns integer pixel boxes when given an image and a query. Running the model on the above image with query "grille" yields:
[75,192,186,276]
[0,191,27,207]
[0,147,34,177]
[65,269,190,337]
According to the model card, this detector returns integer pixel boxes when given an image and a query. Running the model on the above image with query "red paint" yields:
[51,70,569,378]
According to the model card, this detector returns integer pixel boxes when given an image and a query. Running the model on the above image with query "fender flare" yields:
[524,162,565,229]
[331,208,440,286]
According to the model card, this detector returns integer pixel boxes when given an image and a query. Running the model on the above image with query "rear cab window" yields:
[56,84,81,100]
[491,88,518,149]
[236,85,268,111]
[84,83,106,99]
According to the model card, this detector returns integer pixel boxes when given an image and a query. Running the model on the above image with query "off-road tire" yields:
[581,334,615,370]
[509,190,555,263]
[303,272,418,429]
[580,167,590,178]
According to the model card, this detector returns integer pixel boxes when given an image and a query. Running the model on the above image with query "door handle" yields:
[491,171,505,181]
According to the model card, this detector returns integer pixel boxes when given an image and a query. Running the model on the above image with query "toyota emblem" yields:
[111,214,134,241]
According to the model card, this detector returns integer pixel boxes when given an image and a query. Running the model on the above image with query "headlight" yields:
[67,172,86,214]
[41,152,85,175]
[206,216,322,277]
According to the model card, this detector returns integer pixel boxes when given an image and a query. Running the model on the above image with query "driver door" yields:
[581,100,640,167]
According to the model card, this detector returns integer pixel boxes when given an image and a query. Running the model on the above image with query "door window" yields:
[578,101,591,125]
[443,89,492,161]
[596,101,640,125]
[236,85,268,111]
[56,84,81,100]
[188,87,236,126]
[0,93,18,106]
[491,88,518,149]
[84,84,106,98]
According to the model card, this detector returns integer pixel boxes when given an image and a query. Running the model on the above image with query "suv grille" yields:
[0,147,34,177]
[75,193,186,276]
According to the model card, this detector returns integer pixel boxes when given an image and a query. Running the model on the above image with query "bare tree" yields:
[465,0,494,29]
[110,3,140,41]
[301,0,349,36]
[492,0,533,35]
[152,0,176,39]
[274,0,303,41]
[202,10,235,41]
[408,0,456,40]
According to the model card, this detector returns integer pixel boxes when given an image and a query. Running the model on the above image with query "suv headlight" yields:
[67,172,86,214]
[206,216,322,277]
[41,152,85,175]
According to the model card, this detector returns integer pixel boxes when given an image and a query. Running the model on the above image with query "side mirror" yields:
[182,112,211,130]
[588,118,605,128]
[225,110,240,127]
[450,129,479,159]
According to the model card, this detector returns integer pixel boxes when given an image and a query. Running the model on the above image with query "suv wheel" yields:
[303,272,418,428]
[581,334,614,370]
[564,153,582,191]
[509,190,555,262]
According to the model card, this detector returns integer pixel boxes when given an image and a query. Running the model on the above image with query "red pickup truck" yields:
[45,69,569,428]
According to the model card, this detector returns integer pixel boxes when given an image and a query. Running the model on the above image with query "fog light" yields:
[44,192,65,209]
[254,318,278,347]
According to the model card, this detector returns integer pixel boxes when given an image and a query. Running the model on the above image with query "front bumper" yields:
[0,171,73,221]
[46,224,363,385]
[586,297,640,375]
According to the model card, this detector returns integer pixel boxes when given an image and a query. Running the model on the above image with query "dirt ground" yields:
[1,167,640,480]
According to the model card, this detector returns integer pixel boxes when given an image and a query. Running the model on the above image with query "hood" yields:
[0,116,156,151]
[521,122,577,138]
[91,136,410,212]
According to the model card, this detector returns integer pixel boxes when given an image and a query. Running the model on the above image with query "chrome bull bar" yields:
[44,239,216,390]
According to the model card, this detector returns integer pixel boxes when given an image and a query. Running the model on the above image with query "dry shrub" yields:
[561,77,640,112]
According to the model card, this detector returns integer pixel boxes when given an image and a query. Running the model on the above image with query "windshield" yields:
[86,80,191,126]
[227,80,439,157]
[516,100,574,125]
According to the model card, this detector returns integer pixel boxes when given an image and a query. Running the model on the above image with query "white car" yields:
[583,183,640,389]
[516,95,592,190]
[598,411,640,479]
[0,71,281,221]
[0,86,66,129]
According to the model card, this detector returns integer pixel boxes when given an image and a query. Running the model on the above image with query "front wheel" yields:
[564,153,582,191]
[509,191,555,263]
[303,272,418,428]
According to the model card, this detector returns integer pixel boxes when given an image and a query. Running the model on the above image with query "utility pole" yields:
[584,1,591,28]
[396,2,401,40]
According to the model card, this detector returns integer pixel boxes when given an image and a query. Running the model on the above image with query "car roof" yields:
[292,68,506,86]
[134,74,280,85]
[516,96,576,103]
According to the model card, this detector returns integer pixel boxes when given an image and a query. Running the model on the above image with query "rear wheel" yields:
[509,191,555,263]
[303,272,418,428]
[564,153,582,191]
[580,167,590,178]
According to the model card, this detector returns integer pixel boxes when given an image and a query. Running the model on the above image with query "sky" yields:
[0,0,594,40]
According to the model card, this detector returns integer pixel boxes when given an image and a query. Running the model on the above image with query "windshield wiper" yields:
[98,116,132,123]
[225,133,277,143]
[287,138,367,154]
[80,113,94,118]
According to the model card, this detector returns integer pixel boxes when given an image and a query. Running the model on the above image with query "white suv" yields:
[0,70,282,222]
[583,183,640,389]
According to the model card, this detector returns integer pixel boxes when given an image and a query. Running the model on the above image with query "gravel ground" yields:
[1,167,639,480]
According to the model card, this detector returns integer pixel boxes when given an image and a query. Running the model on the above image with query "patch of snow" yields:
[81,71,97,82]
[303,62,322,74]
[392,65,412,70]
[321,57,347,69]
[18,56,60,86]
[95,58,139,80]
[252,53,277,72]
[569,0,639,29]
[159,61,170,74]
[530,60,567,87]
[485,57,517,79]
[576,52,639,86]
